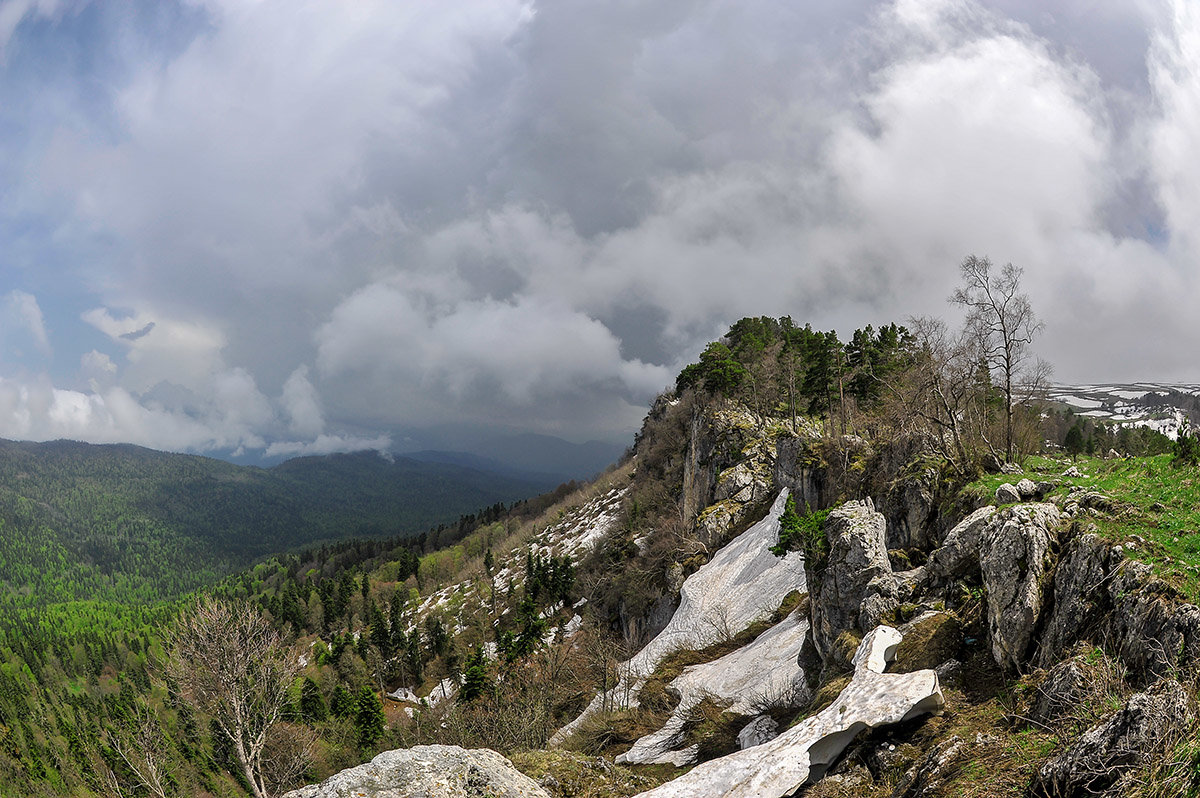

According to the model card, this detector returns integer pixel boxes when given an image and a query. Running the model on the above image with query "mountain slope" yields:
[0,439,549,608]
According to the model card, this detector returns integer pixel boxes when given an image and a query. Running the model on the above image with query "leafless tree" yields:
[881,316,980,476]
[166,596,306,798]
[950,255,1044,462]
[100,702,173,798]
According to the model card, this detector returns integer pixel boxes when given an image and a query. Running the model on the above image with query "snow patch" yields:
[552,490,806,745]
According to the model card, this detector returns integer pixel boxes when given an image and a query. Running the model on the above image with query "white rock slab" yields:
[617,611,811,766]
[386,686,419,703]
[425,677,458,708]
[551,490,806,745]
[632,626,944,798]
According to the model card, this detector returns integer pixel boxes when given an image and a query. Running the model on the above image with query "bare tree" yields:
[167,597,306,798]
[950,255,1043,462]
[100,702,173,798]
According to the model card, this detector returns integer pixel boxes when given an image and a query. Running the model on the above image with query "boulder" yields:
[994,483,1021,504]
[1029,658,1095,728]
[809,500,897,664]
[1015,478,1039,500]
[1000,462,1023,474]
[632,627,944,798]
[1034,680,1191,797]
[281,745,551,798]
[926,506,995,583]
[737,715,779,749]
[890,736,966,798]
[978,504,1060,669]
[892,612,962,672]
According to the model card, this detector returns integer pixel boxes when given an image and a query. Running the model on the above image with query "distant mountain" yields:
[400,432,626,483]
[0,439,545,608]
[1045,383,1200,439]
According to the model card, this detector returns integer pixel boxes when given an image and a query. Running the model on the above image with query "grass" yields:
[967,453,1200,598]
[510,749,678,798]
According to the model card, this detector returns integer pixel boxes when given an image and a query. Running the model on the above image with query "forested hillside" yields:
[0,440,548,609]
[0,439,557,796]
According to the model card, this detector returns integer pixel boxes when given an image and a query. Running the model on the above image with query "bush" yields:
[770,495,829,565]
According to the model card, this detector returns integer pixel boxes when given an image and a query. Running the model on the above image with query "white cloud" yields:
[264,433,392,459]
[0,0,66,54]
[1,290,51,358]
[4,0,1200,458]
[280,365,324,438]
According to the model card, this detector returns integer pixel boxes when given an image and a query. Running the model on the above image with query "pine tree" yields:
[354,687,385,748]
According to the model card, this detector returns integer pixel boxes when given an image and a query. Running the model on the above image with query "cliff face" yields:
[623,395,1200,796]
[298,396,1200,798]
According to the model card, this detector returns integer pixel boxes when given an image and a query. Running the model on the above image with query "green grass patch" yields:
[965,454,1200,598]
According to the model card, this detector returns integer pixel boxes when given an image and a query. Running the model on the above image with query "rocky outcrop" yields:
[890,736,966,798]
[1029,658,1096,729]
[880,466,939,551]
[978,503,1059,669]
[282,745,550,798]
[926,506,996,584]
[631,626,944,798]
[1037,531,1200,681]
[681,403,820,546]
[995,483,1022,504]
[810,499,897,664]
[1034,680,1191,797]
[737,715,779,749]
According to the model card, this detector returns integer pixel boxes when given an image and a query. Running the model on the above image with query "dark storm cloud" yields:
[0,0,1197,456]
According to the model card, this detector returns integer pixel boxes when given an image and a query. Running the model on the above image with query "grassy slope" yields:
[967,452,1200,595]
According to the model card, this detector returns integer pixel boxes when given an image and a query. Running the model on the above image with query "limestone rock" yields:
[1038,532,1200,681]
[926,506,995,583]
[994,483,1021,504]
[631,626,944,798]
[890,736,966,798]
[978,503,1060,669]
[1037,533,1119,669]
[882,468,938,551]
[737,715,779,749]
[714,460,771,505]
[281,745,551,798]
[1015,478,1039,500]
[1029,658,1093,728]
[1034,680,1191,797]
[810,499,896,663]
[1000,462,1023,474]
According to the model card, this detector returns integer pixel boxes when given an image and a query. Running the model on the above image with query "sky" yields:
[0,0,1196,460]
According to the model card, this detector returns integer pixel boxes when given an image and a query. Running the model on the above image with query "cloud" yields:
[280,365,324,439]
[2,0,1200,459]
[0,0,65,54]
[1,290,51,359]
[264,433,392,460]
